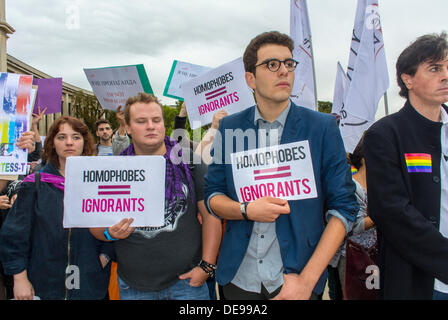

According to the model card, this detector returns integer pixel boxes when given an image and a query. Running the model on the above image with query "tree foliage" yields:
[317,100,332,114]
[71,91,122,138]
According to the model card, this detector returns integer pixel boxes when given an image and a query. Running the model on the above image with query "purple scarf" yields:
[120,136,194,205]
[22,172,65,191]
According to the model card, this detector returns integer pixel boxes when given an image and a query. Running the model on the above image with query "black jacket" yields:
[364,101,448,299]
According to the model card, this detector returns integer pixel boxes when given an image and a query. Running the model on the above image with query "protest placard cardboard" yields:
[32,78,62,114]
[63,156,165,228]
[163,60,211,101]
[231,141,318,202]
[182,57,255,129]
[0,73,34,176]
[84,64,153,111]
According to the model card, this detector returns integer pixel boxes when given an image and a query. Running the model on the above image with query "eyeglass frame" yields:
[254,58,299,72]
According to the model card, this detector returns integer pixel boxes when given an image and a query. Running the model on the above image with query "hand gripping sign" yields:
[182,57,255,129]
[231,141,317,202]
[63,156,165,228]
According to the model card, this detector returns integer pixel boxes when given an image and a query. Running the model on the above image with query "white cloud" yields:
[5,0,448,114]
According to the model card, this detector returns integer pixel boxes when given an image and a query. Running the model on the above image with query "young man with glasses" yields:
[204,31,358,300]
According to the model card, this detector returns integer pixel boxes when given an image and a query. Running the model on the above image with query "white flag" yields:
[339,0,389,153]
[331,62,348,116]
[290,0,316,110]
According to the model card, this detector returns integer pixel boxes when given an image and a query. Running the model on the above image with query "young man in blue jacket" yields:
[204,31,358,300]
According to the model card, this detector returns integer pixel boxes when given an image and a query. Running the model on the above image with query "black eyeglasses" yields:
[254,58,299,72]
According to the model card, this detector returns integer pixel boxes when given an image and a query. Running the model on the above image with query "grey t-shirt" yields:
[97,145,113,156]
[114,154,207,291]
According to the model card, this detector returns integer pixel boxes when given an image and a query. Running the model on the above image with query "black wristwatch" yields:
[240,202,250,221]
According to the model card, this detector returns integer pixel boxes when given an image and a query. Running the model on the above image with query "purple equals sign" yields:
[98,185,131,195]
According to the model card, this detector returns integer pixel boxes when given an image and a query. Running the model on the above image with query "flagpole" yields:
[303,0,318,110]
[309,35,319,110]
[384,91,389,116]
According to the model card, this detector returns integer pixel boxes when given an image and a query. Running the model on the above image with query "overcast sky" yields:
[5,0,448,118]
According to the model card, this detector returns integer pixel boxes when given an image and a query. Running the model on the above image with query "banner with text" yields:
[163,60,211,101]
[0,72,33,176]
[63,156,165,228]
[84,64,153,111]
[182,57,255,129]
[231,141,317,202]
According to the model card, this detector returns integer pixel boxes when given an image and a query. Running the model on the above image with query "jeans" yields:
[117,275,210,300]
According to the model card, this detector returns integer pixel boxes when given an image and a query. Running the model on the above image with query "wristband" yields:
[240,202,249,221]
[198,260,217,277]
[103,228,119,241]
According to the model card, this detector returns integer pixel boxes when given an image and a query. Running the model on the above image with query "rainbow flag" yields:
[405,153,432,173]
[351,165,358,175]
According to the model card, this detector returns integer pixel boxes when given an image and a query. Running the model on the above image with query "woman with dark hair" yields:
[329,136,377,299]
[0,116,113,300]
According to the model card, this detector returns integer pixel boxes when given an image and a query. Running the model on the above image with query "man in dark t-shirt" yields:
[90,93,222,300]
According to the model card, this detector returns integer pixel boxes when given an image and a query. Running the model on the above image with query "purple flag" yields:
[32,78,63,114]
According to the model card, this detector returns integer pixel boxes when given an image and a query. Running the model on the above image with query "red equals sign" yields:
[253,165,291,181]
[98,185,131,195]
[205,86,227,100]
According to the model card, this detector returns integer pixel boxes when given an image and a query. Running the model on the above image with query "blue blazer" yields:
[204,102,358,294]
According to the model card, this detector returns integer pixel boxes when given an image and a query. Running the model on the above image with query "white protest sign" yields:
[182,57,255,129]
[63,156,165,228]
[231,141,317,202]
[163,60,211,101]
[84,64,153,111]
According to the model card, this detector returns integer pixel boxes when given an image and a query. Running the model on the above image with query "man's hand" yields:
[179,102,187,117]
[246,197,290,222]
[13,271,35,300]
[178,266,209,287]
[271,273,314,300]
[116,105,127,136]
[108,218,135,240]
[0,195,11,210]
[32,107,47,127]
[16,131,36,152]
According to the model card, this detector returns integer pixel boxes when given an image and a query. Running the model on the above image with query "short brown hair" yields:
[42,116,94,167]
[243,31,295,74]
[124,92,163,125]
[95,119,111,131]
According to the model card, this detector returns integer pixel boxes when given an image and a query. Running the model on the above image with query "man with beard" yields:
[94,119,113,156]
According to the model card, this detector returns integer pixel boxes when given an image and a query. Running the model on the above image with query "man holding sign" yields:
[205,31,358,300]
[90,93,222,300]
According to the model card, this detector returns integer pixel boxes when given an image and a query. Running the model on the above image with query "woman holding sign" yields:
[0,116,114,300]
